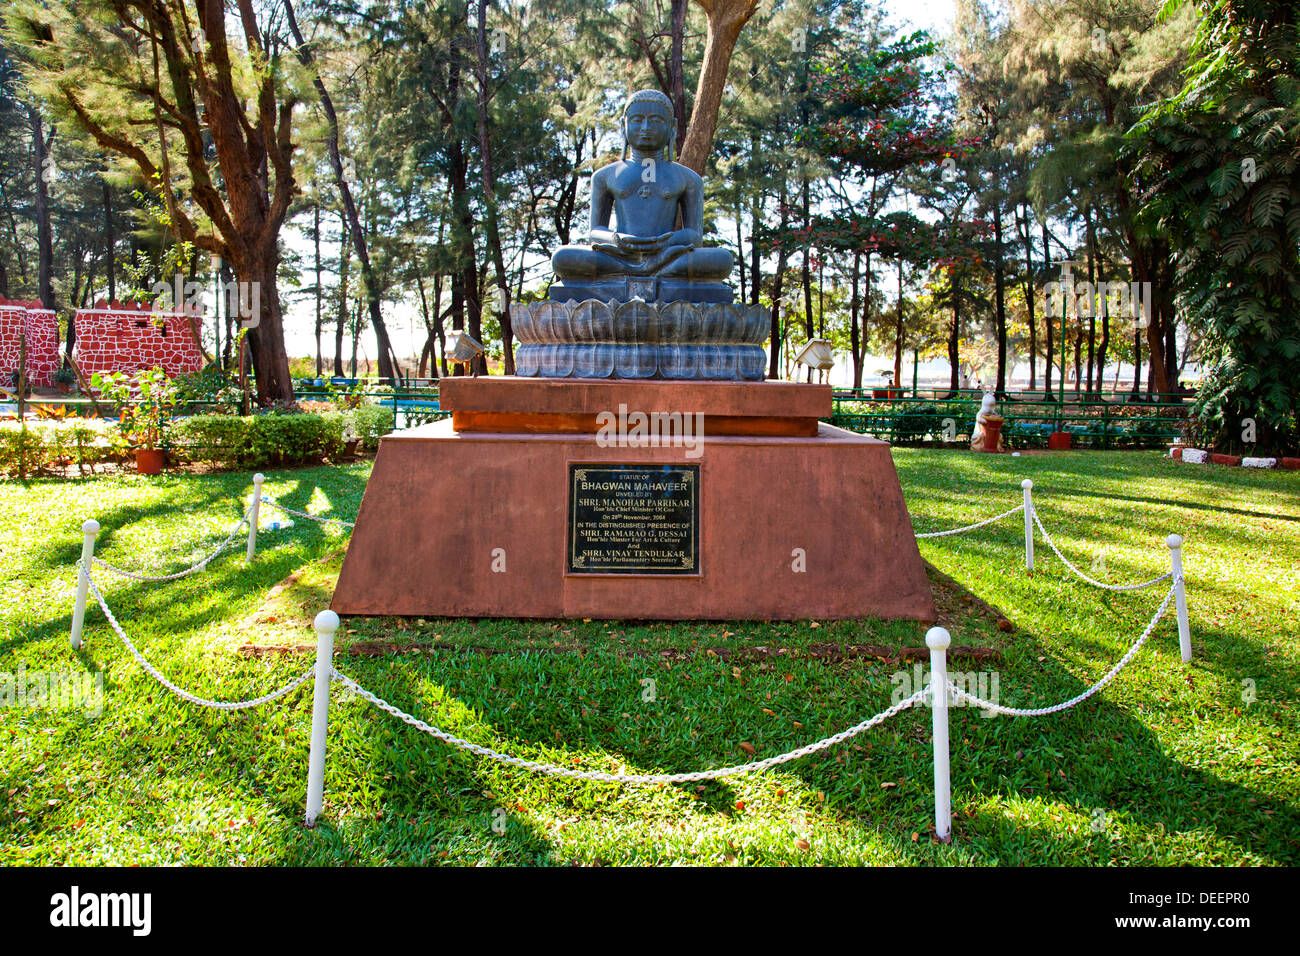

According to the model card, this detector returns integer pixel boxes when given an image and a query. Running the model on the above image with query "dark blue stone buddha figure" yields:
[513,88,766,380]
[549,89,734,304]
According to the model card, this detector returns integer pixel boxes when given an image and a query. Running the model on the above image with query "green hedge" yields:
[0,405,397,478]
[171,405,394,468]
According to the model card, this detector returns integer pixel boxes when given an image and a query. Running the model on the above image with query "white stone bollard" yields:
[926,626,952,843]
[247,473,265,562]
[305,609,339,827]
[1167,534,1192,662]
[70,519,100,651]
[1022,479,1035,574]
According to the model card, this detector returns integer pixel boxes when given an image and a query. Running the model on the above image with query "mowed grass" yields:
[0,450,1296,866]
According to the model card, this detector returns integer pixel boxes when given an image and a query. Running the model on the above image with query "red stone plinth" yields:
[333,405,935,622]
[439,376,830,437]
[1047,431,1072,450]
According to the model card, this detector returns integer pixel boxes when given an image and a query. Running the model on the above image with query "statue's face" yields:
[624,101,672,153]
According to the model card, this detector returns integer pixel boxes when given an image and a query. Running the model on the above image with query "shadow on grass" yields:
[222,607,1298,864]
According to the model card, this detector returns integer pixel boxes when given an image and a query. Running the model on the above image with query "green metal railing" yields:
[827,392,1189,449]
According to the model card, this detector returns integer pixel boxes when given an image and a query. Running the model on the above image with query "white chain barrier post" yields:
[70,519,100,650]
[1022,479,1035,574]
[247,473,264,563]
[926,626,952,843]
[1167,534,1191,662]
[305,609,339,827]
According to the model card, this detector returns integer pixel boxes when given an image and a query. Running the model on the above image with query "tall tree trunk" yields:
[1073,318,1083,394]
[800,177,813,342]
[29,108,54,310]
[678,0,760,173]
[1130,242,1171,394]
[1085,207,1097,395]
[446,48,482,375]
[894,259,905,390]
[1164,300,1177,391]
[1097,253,1111,396]
[334,219,351,377]
[103,181,116,301]
[993,203,1007,396]
[313,200,323,377]
[1018,205,1036,390]
[735,199,745,299]
[948,270,961,394]
[1041,222,1054,398]
[848,250,862,389]
[242,254,291,404]
[474,0,514,374]
[670,0,688,151]
[220,259,235,370]
[768,181,790,380]
[285,0,399,382]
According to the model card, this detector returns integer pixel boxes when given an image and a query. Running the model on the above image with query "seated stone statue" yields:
[549,89,733,303]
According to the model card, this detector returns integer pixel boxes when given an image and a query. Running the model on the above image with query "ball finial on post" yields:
[1166,534,1191,662]
[70,519,101,650]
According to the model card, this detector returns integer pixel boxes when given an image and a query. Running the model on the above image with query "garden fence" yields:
[67,478,1192,842]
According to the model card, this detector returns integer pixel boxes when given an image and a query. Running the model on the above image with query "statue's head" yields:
[622,89,674,158]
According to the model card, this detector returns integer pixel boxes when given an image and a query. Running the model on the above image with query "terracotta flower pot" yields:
[981,416,1004,452]
[135,448,165,475]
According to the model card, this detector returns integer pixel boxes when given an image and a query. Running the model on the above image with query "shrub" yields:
[172,411,346,468]
[891,403,940,443]
[0,420,115,478]
[171,415,250,467]
[245,412,345,466]
[345,404,394,450]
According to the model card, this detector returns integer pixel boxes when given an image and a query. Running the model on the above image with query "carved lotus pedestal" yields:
[510,299,768,381]
[332,378,936,623]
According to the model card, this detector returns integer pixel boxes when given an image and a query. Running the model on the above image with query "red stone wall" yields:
[73,301,205,379]
[0,299,60,388]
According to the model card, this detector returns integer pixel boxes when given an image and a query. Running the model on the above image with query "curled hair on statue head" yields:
[621,88,675,162]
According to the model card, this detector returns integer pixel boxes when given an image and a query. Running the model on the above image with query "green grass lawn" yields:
[1,450,1296,865]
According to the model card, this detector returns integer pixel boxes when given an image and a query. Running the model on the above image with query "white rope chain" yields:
[1032,510,1173,591]
[259,496,355,528]
[84,570,314,710]
[90,510,252,582]
[331,667,930,784]
[947,582,1176,717]
[914,502,1024,538]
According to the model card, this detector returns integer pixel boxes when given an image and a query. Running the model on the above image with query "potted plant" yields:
[341,422,361,459]
[54,366,76,395]
[91,368,177,475]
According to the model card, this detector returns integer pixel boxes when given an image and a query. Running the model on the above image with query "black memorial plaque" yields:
[568,464,700,574]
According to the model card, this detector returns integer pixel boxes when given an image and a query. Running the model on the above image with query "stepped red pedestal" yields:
[332,378,935,622]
